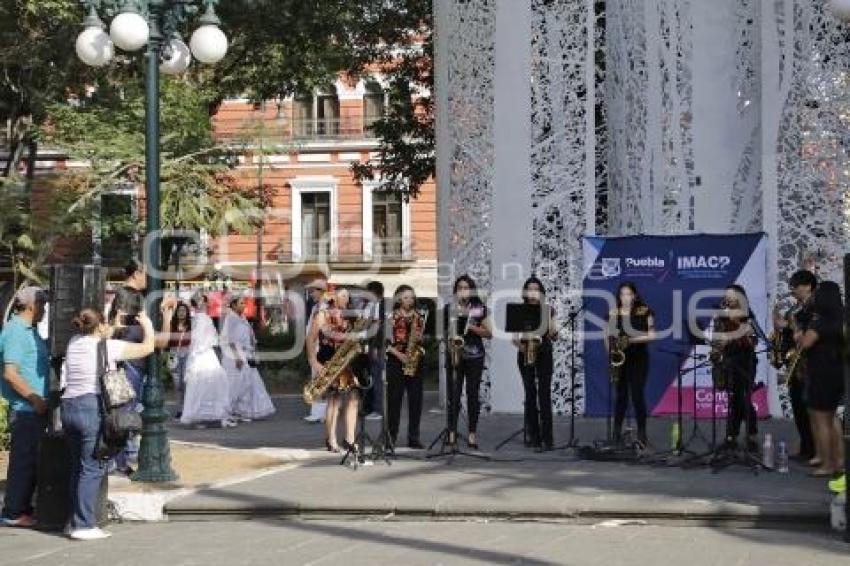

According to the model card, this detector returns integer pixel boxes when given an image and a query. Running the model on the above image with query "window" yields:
[292,93,313,138]
[97,190,136,267]
[363,81,385,133]
[301,192,331,259]
[317,92,340,137]
[372,191,403,258]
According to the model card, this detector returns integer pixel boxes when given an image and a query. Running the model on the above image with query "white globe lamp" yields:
[75,26,114,67]
[160,38,192,74]
[190,24,228,64]
[109,11,150,52]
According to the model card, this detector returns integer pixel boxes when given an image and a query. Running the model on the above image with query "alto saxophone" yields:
[520,333,543,366]
[449,311,471,368]
[303,316,370,405]
[403,310,428,377]
[608,333,628,368]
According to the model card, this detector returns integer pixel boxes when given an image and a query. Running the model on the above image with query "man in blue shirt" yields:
[0,286,49,527]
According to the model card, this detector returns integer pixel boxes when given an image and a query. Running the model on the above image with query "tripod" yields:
[648,347,703,464]
[427,350,490,462]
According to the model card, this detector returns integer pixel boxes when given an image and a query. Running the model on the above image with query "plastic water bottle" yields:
[670,422,680,452]
[762,433,774,469]
[776,441,789,474]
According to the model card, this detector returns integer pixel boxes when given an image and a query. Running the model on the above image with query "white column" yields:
[489,0,533,413]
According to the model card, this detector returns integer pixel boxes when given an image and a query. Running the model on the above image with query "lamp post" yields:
[76,0,228,482]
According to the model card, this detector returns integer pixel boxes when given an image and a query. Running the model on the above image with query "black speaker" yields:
[48,265,106,358]
[36,435,109,531]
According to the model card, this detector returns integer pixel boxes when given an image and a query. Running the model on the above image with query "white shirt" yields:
[61,335,128,399]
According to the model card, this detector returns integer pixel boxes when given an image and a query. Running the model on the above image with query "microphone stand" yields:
[556,302,584,452]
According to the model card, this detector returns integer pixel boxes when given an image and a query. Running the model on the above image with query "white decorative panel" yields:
[529,0,595,414]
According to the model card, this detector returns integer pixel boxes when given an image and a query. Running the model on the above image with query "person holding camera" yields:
[59,308,155,540]
[221,295,275,421]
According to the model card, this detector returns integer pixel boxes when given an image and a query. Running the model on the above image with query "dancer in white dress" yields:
[221,295,276,420]
[180,293,236,428]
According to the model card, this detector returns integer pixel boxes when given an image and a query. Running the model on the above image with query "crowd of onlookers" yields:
[0,260,275,540]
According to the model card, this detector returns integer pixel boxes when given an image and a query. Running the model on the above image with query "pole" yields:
[132,5,177,482]
[843,254,850,542]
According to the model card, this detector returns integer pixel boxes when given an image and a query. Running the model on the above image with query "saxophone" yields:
[449,311,470,369]
[303,315,370,405]
[403,310,428,377]
[520,334,543,366]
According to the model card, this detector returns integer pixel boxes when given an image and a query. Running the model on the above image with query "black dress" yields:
[804,312,845,412]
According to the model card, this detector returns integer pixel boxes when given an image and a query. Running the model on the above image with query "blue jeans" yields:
[117,363,146,471]
[1,411,46,520]
[61,395,105,529]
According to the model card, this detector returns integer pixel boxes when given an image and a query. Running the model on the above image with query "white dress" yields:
[221,312,276,419]
[181,312,232,425]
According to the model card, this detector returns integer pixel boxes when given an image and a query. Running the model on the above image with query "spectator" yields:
[107,259,148,475]
[164,302,192,419]
[60,308,155,540]
[0,286,49,528]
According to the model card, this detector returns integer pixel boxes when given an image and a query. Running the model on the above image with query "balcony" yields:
[215,115,384,144]
[278,236,411,265]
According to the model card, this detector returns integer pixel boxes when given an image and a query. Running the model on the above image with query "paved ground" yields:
[1,520,848,566]
[163,394,836,525]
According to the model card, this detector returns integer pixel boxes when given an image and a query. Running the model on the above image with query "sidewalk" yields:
[163,394,835,528]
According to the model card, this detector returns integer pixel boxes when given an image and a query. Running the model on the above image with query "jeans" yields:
[61,395,105,529]
[1,411,46,520]
[116,363,146,471]
[386,356,423,443]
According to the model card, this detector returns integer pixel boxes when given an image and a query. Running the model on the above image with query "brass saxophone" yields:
[520,334,543,366]
[403,310,428,377]
[303,316,370,405]
[448,310,471,369]
[767,330,785,369]
[608,334,628,368]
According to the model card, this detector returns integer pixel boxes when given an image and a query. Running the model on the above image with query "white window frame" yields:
[361,180,411,261]
[291,177,338,261]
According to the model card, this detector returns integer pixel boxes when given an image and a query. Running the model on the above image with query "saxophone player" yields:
[306,286,361,453]
[445,275,492,450]
[784,270,817,462]
[713,285,758,452]
[511,277,558,452]
[385,285,426,449]
[606,282,656,448]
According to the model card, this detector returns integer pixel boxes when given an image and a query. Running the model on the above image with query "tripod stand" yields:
[427,350,490,462]
[340,350,390,469]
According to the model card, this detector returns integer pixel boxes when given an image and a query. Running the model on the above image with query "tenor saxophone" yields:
[520,334,543,366]
[303,316,370,405]
[403,310,428,377]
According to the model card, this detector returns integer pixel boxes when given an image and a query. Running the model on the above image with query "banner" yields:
[582,234,775,418]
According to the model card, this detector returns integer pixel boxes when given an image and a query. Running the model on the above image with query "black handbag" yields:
[95,340,142,460]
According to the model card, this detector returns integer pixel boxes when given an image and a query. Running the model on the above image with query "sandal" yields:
[807,457,823,467]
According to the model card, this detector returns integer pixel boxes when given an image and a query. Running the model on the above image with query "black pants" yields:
[450,357,484,434]
[725,373,758,440]
[614,350,648,439]
[789,377,814,457]
[518,350,553,446]
[386,356,423,443]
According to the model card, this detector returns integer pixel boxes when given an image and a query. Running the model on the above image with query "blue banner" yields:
[582,234,770,417]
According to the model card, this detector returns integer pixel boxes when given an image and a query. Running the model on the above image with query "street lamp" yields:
[76,0,228,483]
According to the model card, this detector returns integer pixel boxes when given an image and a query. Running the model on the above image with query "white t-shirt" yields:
[61,335,128,399]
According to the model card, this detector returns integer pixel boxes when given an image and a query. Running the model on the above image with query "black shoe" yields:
[408,439,424,450]
[541,442,553,452]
